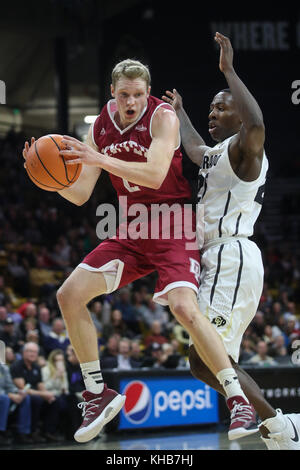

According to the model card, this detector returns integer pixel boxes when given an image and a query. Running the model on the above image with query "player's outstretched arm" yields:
[162,89,209,167]
[215,32,265,160]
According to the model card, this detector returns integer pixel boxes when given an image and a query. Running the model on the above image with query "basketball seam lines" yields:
[48,135,80,184]
[34,140,70,188]
[26,165,63,190]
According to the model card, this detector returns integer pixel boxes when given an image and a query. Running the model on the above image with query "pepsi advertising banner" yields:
[119,376,218,430]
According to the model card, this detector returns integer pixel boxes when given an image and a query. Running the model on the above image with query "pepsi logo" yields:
[122,381,152,424]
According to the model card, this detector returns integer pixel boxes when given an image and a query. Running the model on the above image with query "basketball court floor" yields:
[5,425,267,451]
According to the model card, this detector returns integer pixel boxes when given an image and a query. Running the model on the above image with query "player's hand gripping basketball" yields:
[59,135,105,167]
[214,32,234,74]
[162,89,183,112]
[22,137,35,168]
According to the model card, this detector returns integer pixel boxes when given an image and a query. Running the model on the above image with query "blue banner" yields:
[119,376,219,430]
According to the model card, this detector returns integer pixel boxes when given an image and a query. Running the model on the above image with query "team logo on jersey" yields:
[122,381,152,424]
[212,316,227,327]
[100,127,106,136]
[135,124,147,132]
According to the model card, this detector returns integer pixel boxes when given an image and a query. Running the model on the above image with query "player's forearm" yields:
[58,165,101,205]
[99,148,170,190]
[223,68,264,129]
[58,183,89,206]
[176,107,206,163]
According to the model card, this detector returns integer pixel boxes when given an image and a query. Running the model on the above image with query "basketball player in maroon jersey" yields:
[23,59,256,443]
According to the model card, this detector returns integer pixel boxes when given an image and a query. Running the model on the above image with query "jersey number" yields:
[122,179,140,192]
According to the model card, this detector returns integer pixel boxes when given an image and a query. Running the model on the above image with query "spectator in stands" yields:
[38,306,52,338]
[29,254,60,298]
[88,300,103,337]
[0,362,32,445]
[137,295,169,329]
[269,335,291,365]
[10,342,62,442]
[0,317,23,353]
[143,342,178,369]
[65,345,84,399]
[41,349,69,439]
[246,340,278,367]
[263,324,276,348]
[131,290,151,327]
[102,308,135,342]
[130,339,146,365]
[270,301,284,324]
[250,310,266,341]
[144,320,169,349]
[18,302,38,332]
[6,252,29,297]
[113,287,141,334]
[284,315,300,347]
[100,333,121,368]
[43,318,70,356]
[239,337,256,363]
[42,349,69,396]
[5,301,22,324]
[5,346,19,366]
[117,337,141,370]
[102,337,142,370]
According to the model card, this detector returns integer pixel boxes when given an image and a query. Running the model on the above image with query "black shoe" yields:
[14,433,34,445]
[31,431,47,444]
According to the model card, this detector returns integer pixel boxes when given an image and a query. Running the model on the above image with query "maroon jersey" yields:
[92,95,191,211]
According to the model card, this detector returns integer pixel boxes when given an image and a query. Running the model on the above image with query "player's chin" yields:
[209,126,226,142]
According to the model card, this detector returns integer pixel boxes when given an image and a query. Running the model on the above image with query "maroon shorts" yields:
[78,208,200,305]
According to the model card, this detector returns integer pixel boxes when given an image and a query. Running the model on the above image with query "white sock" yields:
[80,360,104,394]
[216,368,249,402]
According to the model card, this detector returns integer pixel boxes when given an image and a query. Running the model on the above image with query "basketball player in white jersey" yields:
[163,32,300,450]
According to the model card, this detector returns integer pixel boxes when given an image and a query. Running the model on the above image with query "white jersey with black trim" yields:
[197,134,269,249]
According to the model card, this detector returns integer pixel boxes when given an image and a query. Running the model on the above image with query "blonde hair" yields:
[111,59,151,88]
[47,348,65,378]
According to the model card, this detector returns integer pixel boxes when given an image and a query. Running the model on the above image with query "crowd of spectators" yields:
[0,130,299,445]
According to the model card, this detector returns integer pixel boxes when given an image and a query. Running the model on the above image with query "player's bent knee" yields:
[169,298,198,326]
[56,281,84,311]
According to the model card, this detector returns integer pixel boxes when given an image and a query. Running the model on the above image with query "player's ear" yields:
[147,86,151,97]
[110,84,115,97]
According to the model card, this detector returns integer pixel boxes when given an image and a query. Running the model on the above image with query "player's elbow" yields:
[151,179,163,190]
[74,197,88,206]
[150,162,169,190]
[151,172,167,190]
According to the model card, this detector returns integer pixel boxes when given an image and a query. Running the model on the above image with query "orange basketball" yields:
[25,134,82,191]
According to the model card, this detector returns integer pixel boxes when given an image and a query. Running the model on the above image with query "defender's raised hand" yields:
[215,32,234,73]
[162,89,183,112]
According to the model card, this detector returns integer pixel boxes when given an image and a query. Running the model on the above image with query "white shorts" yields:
[190,237,264,363]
